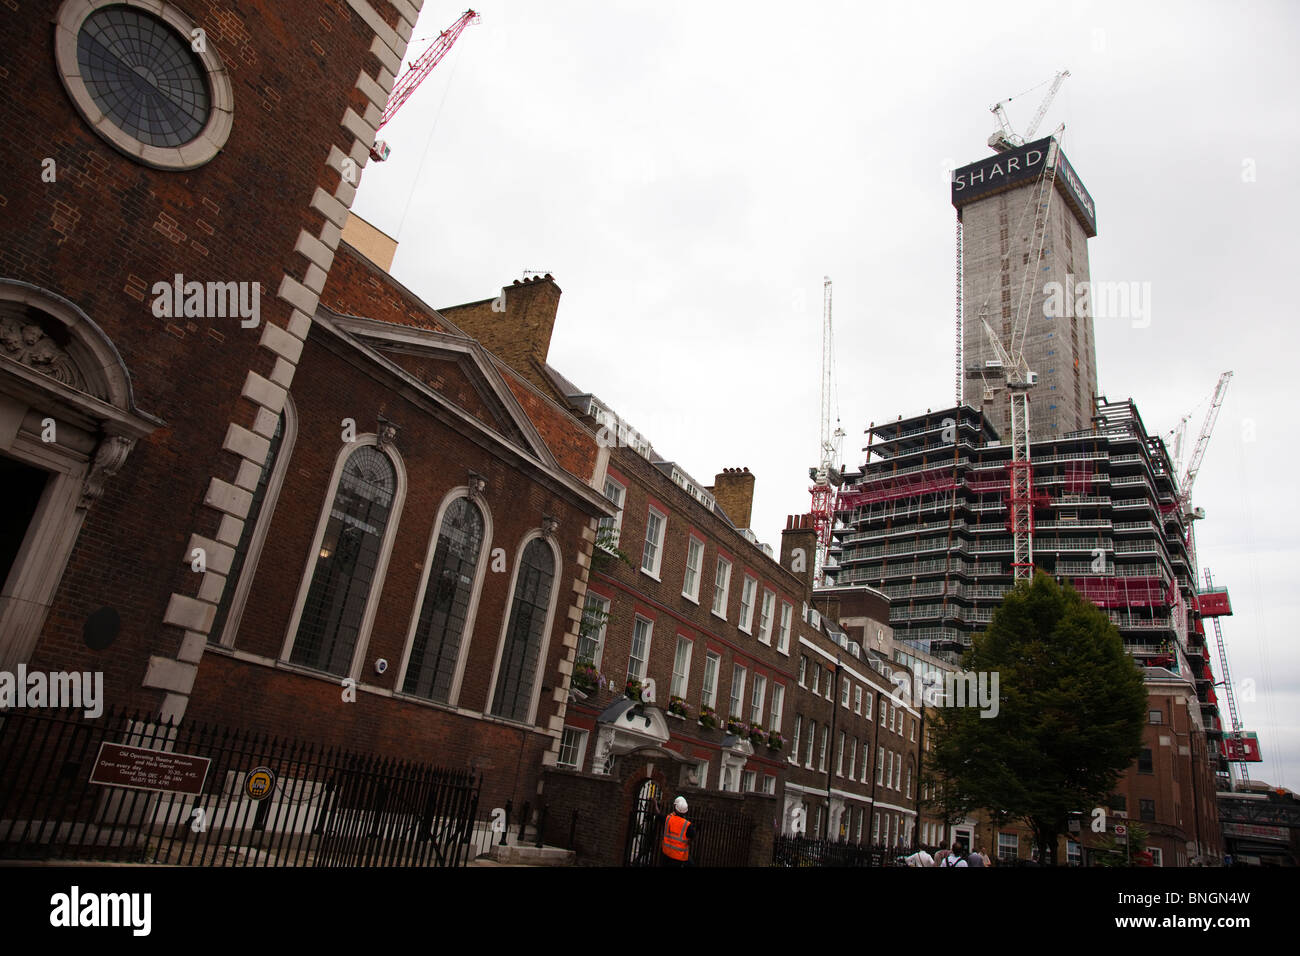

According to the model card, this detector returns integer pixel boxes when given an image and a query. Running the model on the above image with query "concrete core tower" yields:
[953,137,1099,438]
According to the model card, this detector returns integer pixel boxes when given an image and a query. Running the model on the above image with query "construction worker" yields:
[661,796,693,867]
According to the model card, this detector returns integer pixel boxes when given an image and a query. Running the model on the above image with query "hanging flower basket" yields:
[625,678,644,702]
[573,661,600,695]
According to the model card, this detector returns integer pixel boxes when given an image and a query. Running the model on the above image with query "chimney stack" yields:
[712,467,755,529]
[436,274,562,393]
[780,513,818,596]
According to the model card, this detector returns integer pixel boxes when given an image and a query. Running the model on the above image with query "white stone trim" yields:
[294,231,336,273]
[222,423,270,463]
[341,108,377,148]
[259,322,303,364]
[277,274,319,317]
[204,477,253,519]
[368,34,401,75]
[343,0,405,61]
[185,534,234,576]
[310,188,349,228]
[241,370,287,414]
[213,395,297,648]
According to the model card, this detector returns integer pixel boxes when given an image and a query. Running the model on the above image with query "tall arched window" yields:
[402,496,485,703]
[290,444,396,676]
[490,537,556,722]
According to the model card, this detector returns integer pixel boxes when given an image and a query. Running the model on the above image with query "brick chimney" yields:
[780,513,817,596]
[712,467,755,529]
[437,275,562,393]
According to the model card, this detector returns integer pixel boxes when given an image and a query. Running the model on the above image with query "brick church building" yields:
[0,0,625,815]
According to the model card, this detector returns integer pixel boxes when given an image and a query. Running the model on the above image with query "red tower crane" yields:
[369,9,480,162]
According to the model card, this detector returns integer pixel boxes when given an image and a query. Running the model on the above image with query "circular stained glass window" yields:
[76,6,210,148]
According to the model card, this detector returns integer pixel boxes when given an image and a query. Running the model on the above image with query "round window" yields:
[77,6,210,148]
[55,1,233,169]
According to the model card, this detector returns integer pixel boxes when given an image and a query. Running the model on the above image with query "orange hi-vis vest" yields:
[662,813,691,860]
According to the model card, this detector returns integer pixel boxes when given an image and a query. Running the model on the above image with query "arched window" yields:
[402,496,485,703]
[290,444,397,676]
[210,399,296,645]
[490,537,556,722]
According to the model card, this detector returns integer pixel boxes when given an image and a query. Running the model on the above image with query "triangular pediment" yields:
[319,312,556,467]
[381,348,531,447]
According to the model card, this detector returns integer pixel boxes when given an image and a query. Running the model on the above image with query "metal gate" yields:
[621,779,754,867]
[623,778,664,867]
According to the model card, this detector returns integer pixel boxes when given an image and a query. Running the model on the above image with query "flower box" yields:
[572,661,600,695]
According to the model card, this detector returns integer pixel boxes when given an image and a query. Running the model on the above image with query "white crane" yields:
[978,315,1039,581]
[810,277,845,586]
[988,70,1070,153]
[970,135,1065,582]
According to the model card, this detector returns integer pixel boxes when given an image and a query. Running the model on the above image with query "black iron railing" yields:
[772,835,902,867]
[0,705,479,866]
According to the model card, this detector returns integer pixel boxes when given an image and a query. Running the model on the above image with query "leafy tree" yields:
[1093,821,1150,867]
[925,571,1147,865]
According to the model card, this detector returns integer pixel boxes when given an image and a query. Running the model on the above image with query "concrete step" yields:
[486,843,575,866]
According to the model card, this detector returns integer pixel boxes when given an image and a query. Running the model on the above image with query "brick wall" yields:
[541,752,777,866]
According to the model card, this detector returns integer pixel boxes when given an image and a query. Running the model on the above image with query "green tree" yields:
[925,571,1148,865]
[1093,821,1150,867]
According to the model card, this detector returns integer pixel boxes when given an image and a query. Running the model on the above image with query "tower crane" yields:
[810,276,845,586]
[1169,372,1246,787]
[988,70,1070,153]
[369,9,480,162]
[967,135,1066,582]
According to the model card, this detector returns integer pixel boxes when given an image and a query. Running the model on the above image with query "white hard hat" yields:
[674,796,688,814]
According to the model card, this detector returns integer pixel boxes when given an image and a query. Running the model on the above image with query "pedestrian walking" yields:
[661,796,693,867]
[940,843,968,867]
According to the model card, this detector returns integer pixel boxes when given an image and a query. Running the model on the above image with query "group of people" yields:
[903,844,993,867]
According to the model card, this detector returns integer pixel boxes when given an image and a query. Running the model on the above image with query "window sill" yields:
[682,592,700,605]
[711,609,728,621]
[640,568,662,582]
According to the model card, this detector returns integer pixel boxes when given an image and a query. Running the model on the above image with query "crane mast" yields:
[370,9,480,161]
[810,277,843,586]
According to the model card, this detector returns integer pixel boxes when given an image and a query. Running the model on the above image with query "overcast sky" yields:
[352,0,1300,793]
